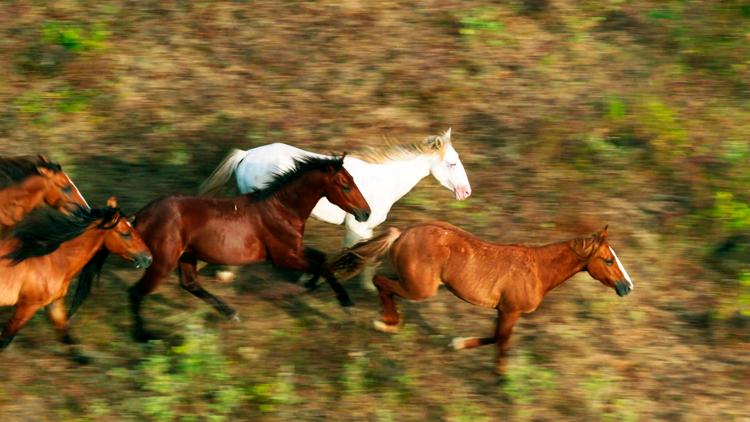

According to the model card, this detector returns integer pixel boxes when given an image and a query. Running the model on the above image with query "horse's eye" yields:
[62,185,73,194]
[604,258,613,266]
[342,184,352,192]
[447,163,457,168]
[120,231,132,239]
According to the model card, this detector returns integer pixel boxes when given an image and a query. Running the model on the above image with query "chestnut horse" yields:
[128,155,370,341]
[0,197,151,355]
[0,155,89,231]
[327,222,633,375]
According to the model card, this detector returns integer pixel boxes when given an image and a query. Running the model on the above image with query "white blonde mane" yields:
[350,134,448,164]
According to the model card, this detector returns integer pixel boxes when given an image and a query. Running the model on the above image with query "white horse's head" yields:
[425,128,472,200]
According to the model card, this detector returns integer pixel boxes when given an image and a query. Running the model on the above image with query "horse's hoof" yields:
[373,319,399,334]
[216,270,236,283]
[229,313,241,323]
[338,296,354,308]
[451,337,471,351]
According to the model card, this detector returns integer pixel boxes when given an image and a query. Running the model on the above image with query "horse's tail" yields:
[69,249,109,317]
[326,227,402,281]
[198,149,248,197]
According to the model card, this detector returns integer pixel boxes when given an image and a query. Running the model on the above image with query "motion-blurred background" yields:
[0,1,748,420]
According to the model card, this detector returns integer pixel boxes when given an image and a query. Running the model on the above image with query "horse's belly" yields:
[188,236,267,266]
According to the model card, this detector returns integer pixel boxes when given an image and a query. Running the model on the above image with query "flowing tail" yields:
[326,227,402,281]
[69,249,109,316]
[198,149,249,197]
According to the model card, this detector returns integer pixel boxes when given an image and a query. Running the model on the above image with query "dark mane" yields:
[0,155,62,190]
[4,206,120,263]
[248,155,344,201]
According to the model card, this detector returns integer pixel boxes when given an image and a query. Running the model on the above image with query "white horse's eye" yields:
[447,162,456,168]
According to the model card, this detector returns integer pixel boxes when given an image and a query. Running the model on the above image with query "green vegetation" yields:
[0,0,748,420]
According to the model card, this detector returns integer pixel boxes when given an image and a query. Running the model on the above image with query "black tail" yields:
[325,227,401,280]
[69,249,109,316]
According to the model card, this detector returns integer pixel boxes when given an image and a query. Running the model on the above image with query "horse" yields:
[326,222,634,376]
[0,155,89,231]
[0,197,151,357]
[198,129,471,287]
[127,155,371,341]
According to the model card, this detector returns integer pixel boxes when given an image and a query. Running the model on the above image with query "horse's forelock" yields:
[570,234,605,259]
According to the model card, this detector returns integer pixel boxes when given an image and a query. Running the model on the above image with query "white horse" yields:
[199,129,471,286]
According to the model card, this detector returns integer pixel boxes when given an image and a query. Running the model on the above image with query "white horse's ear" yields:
[442,128,452,142]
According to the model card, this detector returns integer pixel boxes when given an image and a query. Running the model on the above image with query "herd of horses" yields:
[0,129,633,375]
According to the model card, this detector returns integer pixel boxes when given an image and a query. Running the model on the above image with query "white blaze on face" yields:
[609,246,633,289]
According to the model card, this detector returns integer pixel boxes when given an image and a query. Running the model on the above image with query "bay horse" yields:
[327,222,634,376]
[0,155,89,231]
[0,197,151,355]
[198,129,471,287]
[128,155,371,341]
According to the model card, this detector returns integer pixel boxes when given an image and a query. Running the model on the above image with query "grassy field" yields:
[1,1,749,420]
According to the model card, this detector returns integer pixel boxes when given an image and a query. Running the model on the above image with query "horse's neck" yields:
[0,180,45,226]
[346,155,432,202]
[532,241,587,293]
[49,229,105,277]
[273,173,327,222]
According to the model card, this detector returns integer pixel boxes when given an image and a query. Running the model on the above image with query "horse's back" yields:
[235,143,329,193]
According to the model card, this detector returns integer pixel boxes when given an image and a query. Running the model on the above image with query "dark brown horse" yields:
[0,155,89,231]
[327,222,633,375]
[128,155,371,341]
[0,197,151,356]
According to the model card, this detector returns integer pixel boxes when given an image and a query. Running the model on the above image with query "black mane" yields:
[248,155,344,201]
[0,155,62,190]
[4,206,120,263]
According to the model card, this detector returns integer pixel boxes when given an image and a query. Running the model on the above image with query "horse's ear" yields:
[126,215,135,223]
[37,154,50,164]
[36,166,55,178]
[442,128,452,142]
[106,196,118,208]
[429,136,443,151]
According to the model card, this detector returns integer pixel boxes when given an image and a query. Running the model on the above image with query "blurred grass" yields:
[0,0,749,421]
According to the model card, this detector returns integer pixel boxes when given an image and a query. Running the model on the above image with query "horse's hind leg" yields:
[47,299,89,364]
[372,275,409,333]
[178,255,238,321]
[0,303,42,349]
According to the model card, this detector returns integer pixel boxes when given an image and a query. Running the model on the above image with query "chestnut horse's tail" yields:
[198,149,248,197]
[69,249,109,317]
[326,227,402,281]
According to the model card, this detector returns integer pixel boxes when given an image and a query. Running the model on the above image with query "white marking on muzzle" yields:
[67,176,90,209]
[609,246,633,290]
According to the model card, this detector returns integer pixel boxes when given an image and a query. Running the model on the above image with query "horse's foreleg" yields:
[47,298,74,344]
[343,223,376,291]
[300,247,326,291]
[129,263,173,342]
[274,251,353,307]
[47,299,90,364]
[0,303,42,349]
[494,311,521,377]
[178,256,238,321]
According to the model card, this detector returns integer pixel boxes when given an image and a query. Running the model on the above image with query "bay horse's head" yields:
[35,155,90,213]
[323,155,371,222]
[100,197,152,269]
[424,129,472,201]
[574,226,634,297]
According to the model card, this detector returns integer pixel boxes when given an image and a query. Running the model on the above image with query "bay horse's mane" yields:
[351,135,447,164]
[249,155,345,201]
[0,155,62,190]
[4,206,121,263]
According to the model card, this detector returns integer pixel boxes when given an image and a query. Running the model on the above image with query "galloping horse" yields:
[0,197,151,353]
[128,155,371,341]
[0,155,89,231]
[198,129,471,286]
[327,222,634,375]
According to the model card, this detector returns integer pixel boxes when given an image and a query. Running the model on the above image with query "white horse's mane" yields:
[350,134,447,164]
